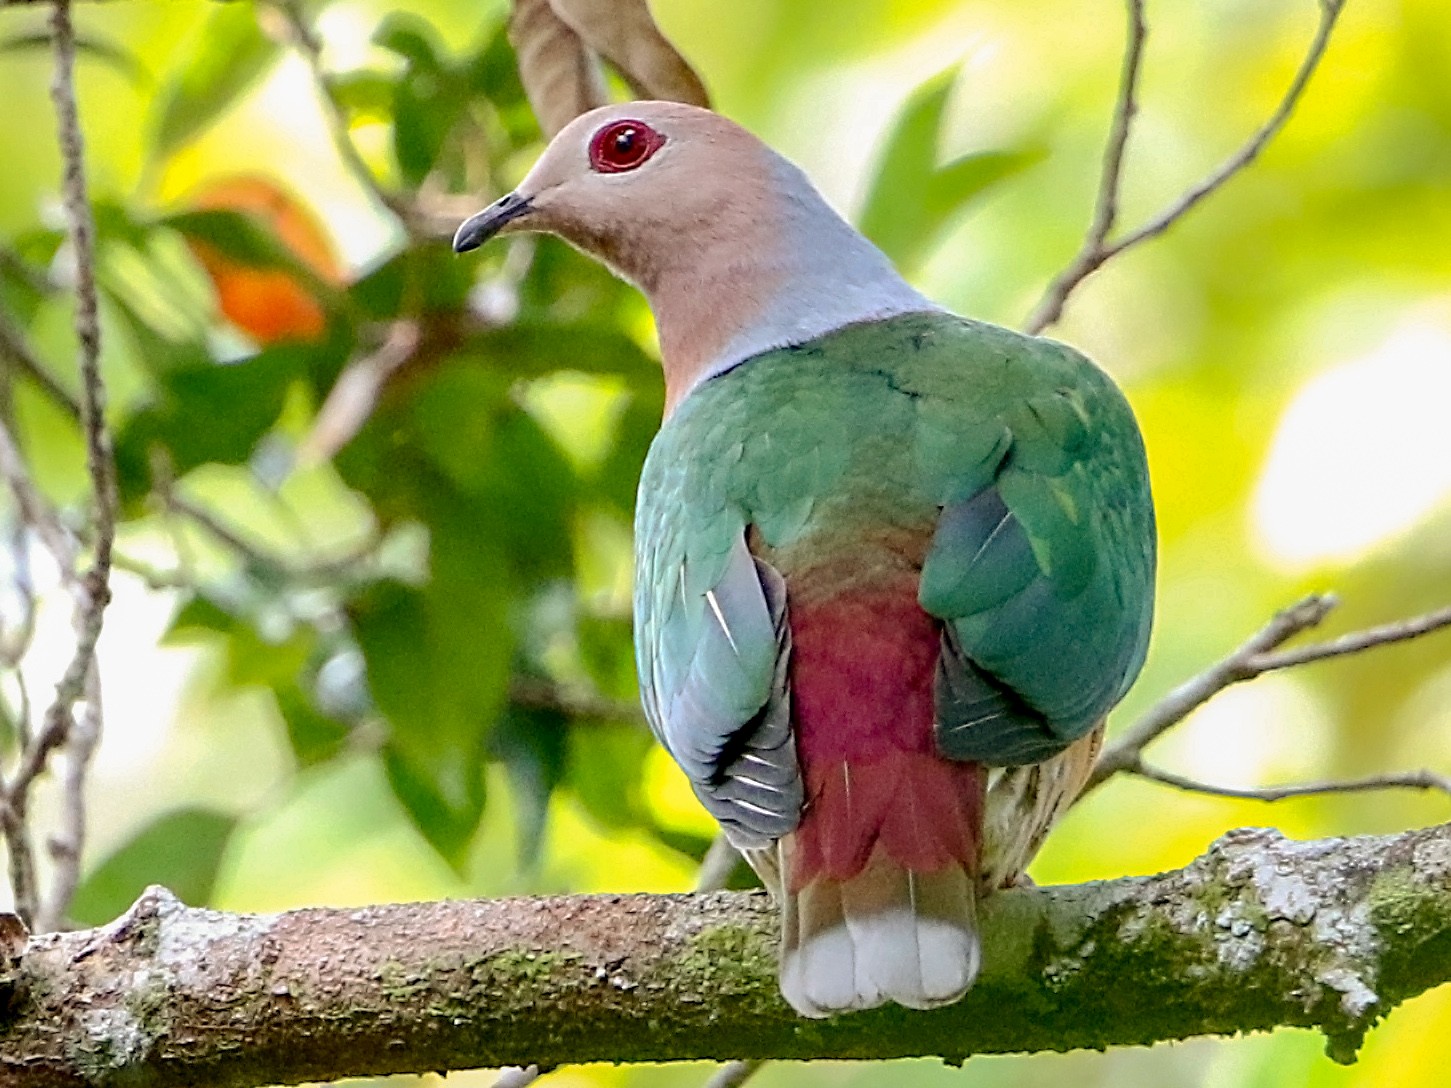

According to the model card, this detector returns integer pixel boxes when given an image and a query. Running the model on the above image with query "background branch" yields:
[0,0,116,933]
[4,821,1450,1086]
[1025,0,1345,332]
[1084,594,1451,798]
[1131,763,1451,805]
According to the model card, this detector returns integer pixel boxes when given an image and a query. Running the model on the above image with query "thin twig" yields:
[0,315,82,422]
[298,321,420,465]
[704,1061,765,1088]
[269,0,413,226]
[1085,594,1451,798]
[1024,0,1146,334]
[163,491,378,586]
[1132,762,1451,805]
[37,664,101,932]
[490,1065,550,1088]
[0,0,120,931]
[1103,0,1346,259]
[1249,601,1451,673]
[509,675,642,724]
[693,832,741,893]
[1085,594,1335,795]
[0,519,37,670]
[0,793,39,926]
[1025,0,1345,333]
[107,551,194,592]
[0,416,78,580]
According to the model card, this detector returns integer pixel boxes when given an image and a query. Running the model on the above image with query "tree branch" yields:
[0,0,117,933]
[1025,0,1345,333]
[2,822,1449,1085]
[1023,0,1145,334]
[1131,764,1451,805]
[265,0,415,228]
[1086,595,1451,797]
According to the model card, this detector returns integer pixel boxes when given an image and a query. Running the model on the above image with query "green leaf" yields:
[276,681,352,767]
[163,594,237,640]
[350,243,475,318]
[374,15,445,71]
[329,70,396,119]
[351,531,513,870]
[566,721,654,831]
[374,14,464,187]
[859,67,1040,269]
[449,323,659,381]
[381,742,486,868]
[576,614,637,702]
[69,808,237,926]
[593,386,664,517]
[490,704,567,868]
[112,342,317,506]
[151,3,281,159]
[0,246,56,327]
[410,373,579,582]
[468,17,532,144]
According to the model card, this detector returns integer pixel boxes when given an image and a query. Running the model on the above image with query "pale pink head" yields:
[455,102,934,413]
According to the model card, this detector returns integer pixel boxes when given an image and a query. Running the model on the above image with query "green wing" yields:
[634,430,800,848]
[916,326,1156,765]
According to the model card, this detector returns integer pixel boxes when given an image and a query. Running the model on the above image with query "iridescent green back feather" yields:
[635,311,1155,797]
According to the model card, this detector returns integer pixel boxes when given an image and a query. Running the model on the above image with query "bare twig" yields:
[1026,0,1345,333]
[490,1065,549,1088]
[298,321,421,465]
[268,0,413,226]
[0,795,38,927]
[37,665,101,932]
[0,315,82,422]
[1085,594,1335,794]
[1023,0,1145,335]
[0,0,119,931]
[162,490,378,587]
[693,832,741,893]
[705,1061,764,1088]
[509,675,642,724]
[1250,601,1451,673]
[1086,594,1451,798]
[1131,762,1451,804]
[0,416,77,580]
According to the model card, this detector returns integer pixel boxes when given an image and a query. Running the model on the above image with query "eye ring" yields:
[588,120,665,174]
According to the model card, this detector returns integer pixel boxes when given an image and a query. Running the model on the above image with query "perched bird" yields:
[455,102,1155,1018]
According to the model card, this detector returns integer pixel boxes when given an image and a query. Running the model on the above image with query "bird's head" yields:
[453,101,773,291]
[454,101,929,412]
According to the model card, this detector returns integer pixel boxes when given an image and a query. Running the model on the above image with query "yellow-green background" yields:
[1,0,1449,1085]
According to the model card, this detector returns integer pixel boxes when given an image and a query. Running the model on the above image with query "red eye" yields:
[588,120,665,174]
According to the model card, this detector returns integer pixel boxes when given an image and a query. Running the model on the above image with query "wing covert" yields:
[635,474,801,847]
[920,353,1155,767]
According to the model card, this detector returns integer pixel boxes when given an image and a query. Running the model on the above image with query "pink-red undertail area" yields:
[786,581,985,893]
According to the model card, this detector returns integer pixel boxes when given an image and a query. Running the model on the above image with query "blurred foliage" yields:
[0,0,1450,1086]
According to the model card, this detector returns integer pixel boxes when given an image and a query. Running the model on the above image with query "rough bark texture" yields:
[1,824,1449,1087]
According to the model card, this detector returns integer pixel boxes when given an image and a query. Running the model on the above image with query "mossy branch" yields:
[2,822,1449,1087]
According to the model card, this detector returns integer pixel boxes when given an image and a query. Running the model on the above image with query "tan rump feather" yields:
[980,721,1105,891]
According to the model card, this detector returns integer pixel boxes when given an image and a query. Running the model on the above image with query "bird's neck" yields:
[643,158,937,416]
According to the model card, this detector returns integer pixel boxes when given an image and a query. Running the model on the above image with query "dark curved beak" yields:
[453,192,534,253]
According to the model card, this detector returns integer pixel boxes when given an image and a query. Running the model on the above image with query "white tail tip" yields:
[776,854,980,1018]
